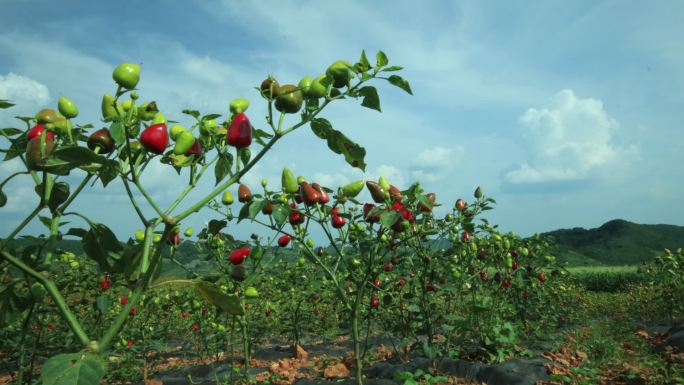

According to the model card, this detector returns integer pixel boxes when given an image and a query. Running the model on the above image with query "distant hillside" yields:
[4,219,682,269]
[542,219,684,266]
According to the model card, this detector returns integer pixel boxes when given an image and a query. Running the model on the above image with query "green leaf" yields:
[310,118,367,171]
[272,204,289,226]
[194,280,244,316]
[35,182,70,212]
[0,127,22,137]
[206,219,227,235]
[355,50,371,73]
[182,109,200,119]
[237,201,251,223]
[82,223,123,273]
[4,135,27,161]
[0,282,27,327]
[108,121,125,144]
[95,295,111,315]
[52,146,107,165]
[0,100,15,109]
[66,228,87,237]
[358,86,381,112]
[416,194,433,210]
[202,113,222,121]
[253,128,274,147]
[41,351,105,385]
[387,75,413,95]
[380,210,401,228]
[39,216,52,229]
[98,160,118,187]
[376,51,389,67]
[214,154,233,185]
[382,65,404,72]
[249,199,267,221]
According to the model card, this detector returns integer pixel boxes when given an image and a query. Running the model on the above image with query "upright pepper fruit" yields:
[341,180,365,198]
[140,123,169,154]
[113,63,141,90]
[366,181,387,203]
[326,60,354,88]
[226,112,252,148]
[58,96,78,119]
[173,131,196,155]
[238,184,252,203]
[300,182,321,206]
[281,168,299,194]
[229,98,250,114]
[101,93,121,122]
[274,84,303,114]
[25,135,55,171]
[26,125,54,141]
[35,109,57,124]
[308,74,332,99]
[87,128,115,154]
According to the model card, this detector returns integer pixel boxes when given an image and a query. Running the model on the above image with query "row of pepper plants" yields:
[0,50,584,385]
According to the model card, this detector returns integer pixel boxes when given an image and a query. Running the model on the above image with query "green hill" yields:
[542,219,684,266]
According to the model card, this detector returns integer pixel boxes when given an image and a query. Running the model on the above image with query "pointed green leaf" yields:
[194,280,244,316]
[272,204,289,226]
[41,351,105,385]
[214,154,232,185]
[0,100,15,109]
[109,121,125,144]
[376,51,389,67]
[310,118,367,171]
[380,210,401,228]
[0,127,22,137]
[387,75,413,95]
[382,66,404,72]
[182,109,200,119]
[358,86,381,112]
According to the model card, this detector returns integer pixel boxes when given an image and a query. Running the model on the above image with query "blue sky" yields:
[1,0,683,242]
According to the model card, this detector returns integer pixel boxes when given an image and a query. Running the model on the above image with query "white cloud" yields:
[506,89,639,184]
[409,146,464,182]
[0,73,50,105]
[181,55,235,84]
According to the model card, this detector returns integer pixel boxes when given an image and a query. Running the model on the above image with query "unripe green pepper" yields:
[298,76,313,97]
[281,168,299,193]
[308,74,331,99]
[30,282,47,300]
[170,124,186,141]
[341,180,364,198]
[173,131,196,155]
[112,63,141,90]
[152,113,166,125]
[58,96,78,118]
[245,287,259,298]
[378,176,391,191]
[221,190,234,205]
[229,98,250,114]
[326,60,354,88]
[135,229,145,242]
[101,93,121,121]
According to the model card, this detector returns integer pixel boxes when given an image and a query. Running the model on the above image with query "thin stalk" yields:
[16,303,35,385]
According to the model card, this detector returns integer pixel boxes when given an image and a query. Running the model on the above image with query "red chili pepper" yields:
[226,112,252,147]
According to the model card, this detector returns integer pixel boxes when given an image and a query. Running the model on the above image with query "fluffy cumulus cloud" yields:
[409,146,464,182]
[505,90,638,184]
[0,73,50,105]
